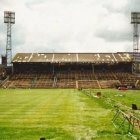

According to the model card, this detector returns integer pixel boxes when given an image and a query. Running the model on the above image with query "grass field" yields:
[0,89,140,140]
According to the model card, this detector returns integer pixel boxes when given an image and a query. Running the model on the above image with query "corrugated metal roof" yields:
[12,53,132,63]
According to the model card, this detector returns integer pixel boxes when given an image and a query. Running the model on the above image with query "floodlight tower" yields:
[131,12,140,74]
[4,11,15,67]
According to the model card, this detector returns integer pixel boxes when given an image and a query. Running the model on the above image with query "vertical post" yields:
[76,80,78,89]
[52,64,55,75]
[92,64,94,74]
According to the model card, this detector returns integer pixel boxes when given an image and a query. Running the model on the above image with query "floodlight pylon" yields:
[4,11,15,67]
[131,12,140,74]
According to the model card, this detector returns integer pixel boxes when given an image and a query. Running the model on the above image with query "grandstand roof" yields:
[12,53,132,64]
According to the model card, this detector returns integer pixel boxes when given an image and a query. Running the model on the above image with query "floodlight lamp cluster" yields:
[4,11,15,24]
[131,12,140,24]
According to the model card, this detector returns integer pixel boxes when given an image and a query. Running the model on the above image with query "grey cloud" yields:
[122,0,140,17]
[94,0,133,43]
[13,26,26,46]
[96,28,132,42]
[130,0,140,11]
[0,0,138,56]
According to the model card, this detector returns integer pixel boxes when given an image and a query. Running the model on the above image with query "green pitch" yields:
[0,89,140,140]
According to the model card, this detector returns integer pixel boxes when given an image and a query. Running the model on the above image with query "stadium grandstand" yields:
[1,52,140,89]
[0,65,6,87]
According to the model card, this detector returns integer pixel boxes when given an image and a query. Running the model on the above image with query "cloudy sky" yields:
[0,0,139,57]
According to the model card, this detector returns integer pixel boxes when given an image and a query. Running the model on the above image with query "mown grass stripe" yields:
[0,89,139,140]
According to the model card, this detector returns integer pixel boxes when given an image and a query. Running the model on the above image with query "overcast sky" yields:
[0,0,139,57]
